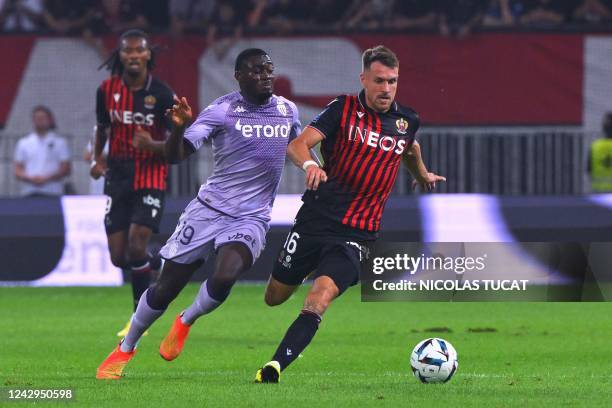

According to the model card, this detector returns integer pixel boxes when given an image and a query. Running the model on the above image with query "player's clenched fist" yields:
[304,163,327,191]
[90,157,107,180]
[165,96,193,128]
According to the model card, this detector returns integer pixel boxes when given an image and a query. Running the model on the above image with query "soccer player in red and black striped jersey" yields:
[91,29,174,337]
[255,45,445,383]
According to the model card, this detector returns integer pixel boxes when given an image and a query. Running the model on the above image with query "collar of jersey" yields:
[237,91,277,108]
[358,89,398,115]
[120,74,152,92]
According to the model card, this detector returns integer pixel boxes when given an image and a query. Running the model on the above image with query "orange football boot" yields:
[96,343,136,380]
[159,314,191,361]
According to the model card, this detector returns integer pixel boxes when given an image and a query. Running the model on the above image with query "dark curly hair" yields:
[98,29,158,75]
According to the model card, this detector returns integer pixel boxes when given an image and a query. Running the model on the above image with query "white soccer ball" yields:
[410,338,458,383]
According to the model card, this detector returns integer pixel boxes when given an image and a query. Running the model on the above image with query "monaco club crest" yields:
[396,118,409,134]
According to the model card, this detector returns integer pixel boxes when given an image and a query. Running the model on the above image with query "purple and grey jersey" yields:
[184,91,301,221]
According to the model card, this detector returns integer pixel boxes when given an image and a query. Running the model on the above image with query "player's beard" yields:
[125,67,143,77]
[256,90,273,104]
[258,80,273,100]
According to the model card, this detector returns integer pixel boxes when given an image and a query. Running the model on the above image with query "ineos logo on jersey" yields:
[235,119,291,138]
[348,125,407,154]
[110,110,155,126]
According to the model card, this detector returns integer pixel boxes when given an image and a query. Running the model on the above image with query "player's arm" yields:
[289,96,343,190]
[91,123,110,180]
[132,126,166,157]
[93,125,108,161]
[163,96,194,164]
[91,87,110,179]
[288,126,328,190]
[162,96,226,163]
[133,88,187,158]
[402,140,446,192]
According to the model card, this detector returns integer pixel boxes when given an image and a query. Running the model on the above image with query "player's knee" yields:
[148,281,177,310]
[148,291,172,310]
[305,286,338,315]
[209,270,240,294]
[216,245,251,277]
[126,242,147,262]
[264,289,285,307]
[210,255,249,293]
[217,270,241,286]
[264,277,294,307]
[109,253,127,268]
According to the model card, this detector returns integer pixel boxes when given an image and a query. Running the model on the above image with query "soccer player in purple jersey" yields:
[97,48,301,380]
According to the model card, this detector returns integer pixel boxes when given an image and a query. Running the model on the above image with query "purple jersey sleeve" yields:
[184,101,229,150]
[287,99,302,141]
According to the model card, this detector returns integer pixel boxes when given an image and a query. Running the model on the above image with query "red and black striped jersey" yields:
[303,91,419,238]
[96,74,174,191]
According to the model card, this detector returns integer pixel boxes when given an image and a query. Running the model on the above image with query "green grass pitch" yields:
[1,284,611,407]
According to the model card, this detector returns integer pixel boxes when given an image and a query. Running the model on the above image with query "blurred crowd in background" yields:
[3,0,612,197]
[3,0,612,61]
[1,0,612,39]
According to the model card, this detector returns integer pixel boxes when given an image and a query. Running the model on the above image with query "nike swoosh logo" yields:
[357,112,364,118]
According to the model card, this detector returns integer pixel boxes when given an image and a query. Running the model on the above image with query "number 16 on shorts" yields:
[283,232,300,255]
[278,232,300,269]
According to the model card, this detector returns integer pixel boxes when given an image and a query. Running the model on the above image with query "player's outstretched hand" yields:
[412,172,446,192]
[305,164,328,191]
[133,126,153,150]
[90,157,107,180]
[165,96,193,128]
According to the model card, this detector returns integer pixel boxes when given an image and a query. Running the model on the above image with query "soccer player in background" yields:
[96,48,301,379]
[91,29,175,337]
[255,45,445,383]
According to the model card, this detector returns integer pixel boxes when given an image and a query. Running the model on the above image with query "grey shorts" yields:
[159,198,269,265]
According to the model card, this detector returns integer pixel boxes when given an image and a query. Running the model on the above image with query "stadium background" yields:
[3,32,612,197]
[1,29,611,285]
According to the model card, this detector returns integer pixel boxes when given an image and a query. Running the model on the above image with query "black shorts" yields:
[104,187,165,234]
[272,205,371,294]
